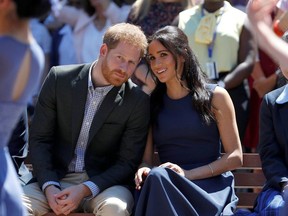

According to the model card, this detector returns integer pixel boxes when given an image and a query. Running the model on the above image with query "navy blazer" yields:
[29,63,150,191]
[259,85,288,191]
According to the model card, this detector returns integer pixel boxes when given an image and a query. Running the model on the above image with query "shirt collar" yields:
[276,84,288,104]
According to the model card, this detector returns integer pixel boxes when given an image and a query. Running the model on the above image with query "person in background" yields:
[0,0,51,215]
[22,23,149,216]
[48,0,82,67]
[228,0,248,12]
[134,26,242,216]
[53,0,131,64]
[114,0,136,6]
[275,0,288,20]
[243,6,279,153]
[178,0,255,142]
[8,110,32,185]
[127,0,195,94]
[243,0,287,153]
[247,0,288,77]
[234,30,288,216]
[30,17,52,87]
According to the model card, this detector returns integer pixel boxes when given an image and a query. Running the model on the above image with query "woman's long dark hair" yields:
[148,26,215,124]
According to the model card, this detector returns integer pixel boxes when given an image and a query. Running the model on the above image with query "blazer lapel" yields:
[71,64,91,146]
[279,102,288,145]
[87,83,125,144]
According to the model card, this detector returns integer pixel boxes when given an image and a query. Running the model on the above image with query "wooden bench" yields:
[38,153,265,215]
[233,153,266,209]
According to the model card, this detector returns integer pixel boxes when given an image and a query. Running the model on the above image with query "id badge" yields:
[206,61,219,80]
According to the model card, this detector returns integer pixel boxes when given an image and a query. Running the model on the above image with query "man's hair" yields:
[103,23,147,58]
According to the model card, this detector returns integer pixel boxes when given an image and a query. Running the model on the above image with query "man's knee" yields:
[22,183,50,216]
[86,186,134,216]
[96,197,133,216]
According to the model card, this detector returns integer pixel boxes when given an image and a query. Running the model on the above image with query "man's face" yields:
[100,41,141,86]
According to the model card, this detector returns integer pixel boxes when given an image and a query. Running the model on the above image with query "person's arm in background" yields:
[251,59,278,98]
[104,0,132,24]
[223,22,255,89]
[247,0,288,77]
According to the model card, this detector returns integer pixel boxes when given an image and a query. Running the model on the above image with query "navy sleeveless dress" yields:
[135,85,238,216]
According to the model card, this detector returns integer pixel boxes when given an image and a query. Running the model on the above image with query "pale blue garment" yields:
[0,36,44,216]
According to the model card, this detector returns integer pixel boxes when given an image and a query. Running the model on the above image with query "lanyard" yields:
[201,6,224,59]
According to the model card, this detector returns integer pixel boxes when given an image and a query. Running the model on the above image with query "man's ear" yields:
[99,43,108,57]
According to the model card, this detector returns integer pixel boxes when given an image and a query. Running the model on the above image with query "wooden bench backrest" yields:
[234,153,266,209]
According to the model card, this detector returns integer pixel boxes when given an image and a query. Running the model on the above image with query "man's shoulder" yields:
[48,63,91,83]
[51,63,90,74]
[124,79,150,100]
[264,85,287,104]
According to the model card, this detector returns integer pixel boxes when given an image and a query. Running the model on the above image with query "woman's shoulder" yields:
[210,85,233,110]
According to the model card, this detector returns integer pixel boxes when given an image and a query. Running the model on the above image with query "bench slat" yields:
[240,153,262,169]
[234,172,266,188]
[236,192,258,209]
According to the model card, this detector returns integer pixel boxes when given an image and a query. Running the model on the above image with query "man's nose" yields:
[119,62,128,72]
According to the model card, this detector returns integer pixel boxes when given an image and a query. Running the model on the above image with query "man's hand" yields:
[44,185,64,215]
[134,167,151,190]
[54,184,91,215]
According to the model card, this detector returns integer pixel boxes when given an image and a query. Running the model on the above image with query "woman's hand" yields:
[159,162,186,177]
[135,167,151,190]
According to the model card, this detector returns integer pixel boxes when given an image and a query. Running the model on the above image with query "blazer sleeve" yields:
[29,67,60,187]
[259,93,288,190]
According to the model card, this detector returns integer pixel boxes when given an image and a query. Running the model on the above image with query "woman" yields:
[127,0,195,94]
[134,26,243,216]
[0,0,51,215]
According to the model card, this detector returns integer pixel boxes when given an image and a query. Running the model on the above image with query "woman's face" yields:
[147,40,180,84]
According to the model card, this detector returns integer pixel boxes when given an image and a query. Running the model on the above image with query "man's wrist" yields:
[42,181,61,192]
[82,181,100,199]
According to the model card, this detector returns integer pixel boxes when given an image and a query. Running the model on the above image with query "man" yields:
[22,23,149,216]
[234,66,288,216]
